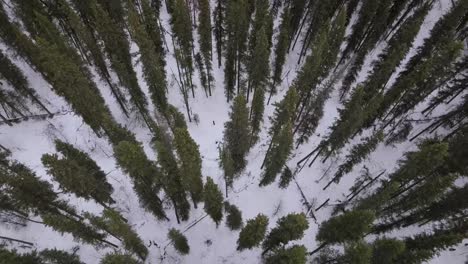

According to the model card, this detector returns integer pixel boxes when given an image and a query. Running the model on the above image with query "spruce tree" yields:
[203,177,224,226]
[73,0,154,129]
[0,153,116,248]
[262,213,309,254]
[127,1,168,112]
[249,26,270,143]
[198,0,213,96]
[173,127,204,207]
[316,210,375,245]
[324,130,384,190]
[294,9,346,146]
[264,245,307,264]
[213,0,226,67]
[41,140,114,208]
[113,141,167,220]
[0,51,50,114]
[224,0,249,101]
[224,202,243,230]
[218,144,235,196]
[39,248,84,264]
[152,129,190,223]
[100,253,139,264]
[223,95,251,174]
[237,214,269,251]
[168,228,190,255]
[261,88,297,186]
[371,238,406,264]
[86,209,148,260]
[278,166,293,188]
[269,8,290,102]
[343,241,372,264]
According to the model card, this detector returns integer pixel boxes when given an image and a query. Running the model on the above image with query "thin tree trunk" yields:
[347,170,385,202]
[0,235,34,246]
[315,198,330,211]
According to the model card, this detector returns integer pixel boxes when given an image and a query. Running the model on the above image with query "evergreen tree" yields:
[223,95,251,174]
[0,51,50,114]
[113,141,167,220]
[203,177,224,226]
[39,248,84,264]
[0,247,85,264]
[264,245,307,264]
[41,140,115,207]
[324,130,384,190]
[262,213,309,254]
[168,228,190,255]
[316,210,375,245]
[173,127,204,207]
[170,0,195,98]
[261,88,297,186]
[248,26,270,143]
[371,238,406,264]
[127,1,168,112]
[198,0,213,96]
[268,8,290,102]
[0,152,116,248]
[224,202,243,230]
[100,253,139,264]
[41,0,129,116]
[294,9,346,146]
[213,0,226,67]
[278,166,293,189]
[224,0,249,101]
[237,214,269,251]
[343,240,372,264]
[87,209,148,260]
[372,1,467,127]
[218,143,235,196]
[398,225,466,263]
[152,128,190,223]
[139,0,166,71]
[72,0,154,129]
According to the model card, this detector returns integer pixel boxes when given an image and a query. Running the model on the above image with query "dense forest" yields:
[0,0,467,263]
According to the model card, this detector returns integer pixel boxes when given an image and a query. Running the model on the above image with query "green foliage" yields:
[278,166,293,188]
[237,214,269,251]
[224,202,243,230]
[203,177,224,226]
[168,228,190,255]
[223,0,249,101]
[344,241,372,264]
[223,95,251,173]
[261,122,293,186]
[41,140,114,206]
[127,1,168,112]
[262,89,297,186]
[264,245,307,264]
[87,209,148,260]
[271,8,290,92]
[197,0,213,96]
[39,248,84,264]
[332,130,384,185]
[41,212,108,247]
[316,210,375,244]
[113,141,166,220]
[262,213,309,252]
[152,130,190,222]
[371,238,405,264]
[0,247,43,264]
[100,253,139,264]
[173,128,204,206]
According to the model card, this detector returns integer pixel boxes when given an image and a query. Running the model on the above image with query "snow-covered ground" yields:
[0,0,466,263]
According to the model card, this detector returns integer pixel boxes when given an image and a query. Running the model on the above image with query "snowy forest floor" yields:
[0,0,467,263]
